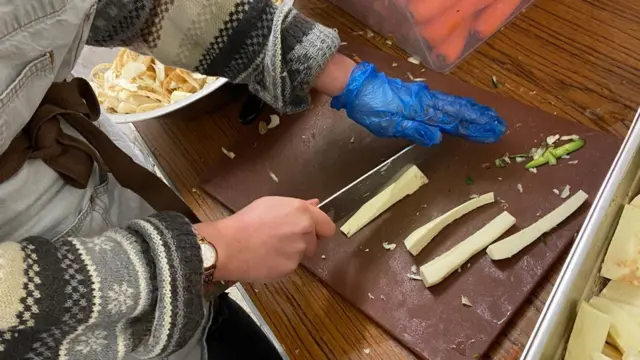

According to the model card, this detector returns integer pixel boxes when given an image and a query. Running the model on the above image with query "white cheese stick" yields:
[590,354,613,360]
[601,204,640,285]
[564,302,610,360]
[606,300,640,327]
[487,190,588,260]
[340,165,428,238]
[630,194,640,208]
[404,193,495,256]
[590,297,640,355]
[420,212,515,287]
[601,280,640,308]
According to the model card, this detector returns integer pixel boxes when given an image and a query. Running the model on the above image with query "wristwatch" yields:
[193,226,223,297]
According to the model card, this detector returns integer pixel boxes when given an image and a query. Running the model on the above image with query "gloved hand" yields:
[331,62,507,147]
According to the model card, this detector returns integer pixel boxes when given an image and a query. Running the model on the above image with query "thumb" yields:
[306,205,336,238]
[306,199,320,206]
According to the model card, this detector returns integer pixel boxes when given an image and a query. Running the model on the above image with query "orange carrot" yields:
[474,0,521,38]
[432,20,471,64]
[419,0,495,47]
[408,0,455,23]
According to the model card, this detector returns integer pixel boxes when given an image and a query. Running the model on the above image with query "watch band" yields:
[193,226,224,298]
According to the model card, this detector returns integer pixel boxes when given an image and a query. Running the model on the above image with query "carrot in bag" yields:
[432,20,471,64]
[408,0,453,23]
[474,0,521,38]
[419,0,495,47]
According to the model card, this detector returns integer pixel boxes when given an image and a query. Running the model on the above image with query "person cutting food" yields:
[0,0,506,359]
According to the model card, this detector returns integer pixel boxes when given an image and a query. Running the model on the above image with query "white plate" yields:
[105,77,228,124]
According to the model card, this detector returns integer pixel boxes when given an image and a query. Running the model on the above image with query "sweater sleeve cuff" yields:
[127,212,205,358]
[234,2,340,114]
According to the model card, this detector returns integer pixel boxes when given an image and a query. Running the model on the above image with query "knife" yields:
[318,144,428,222]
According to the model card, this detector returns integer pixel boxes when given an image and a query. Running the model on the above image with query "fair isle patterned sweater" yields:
[0,0,339,359]
[0,214,203,360]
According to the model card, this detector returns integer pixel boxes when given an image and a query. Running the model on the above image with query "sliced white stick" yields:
[340,166,428,238]
[606,300,640,327]
[564,302,610,360]
[487,190,588,260]
[590,296,640,354]
[419,212,515,287]
[590,353,613,360]
[601,204,640,285]
[404,193,495,256]
[601,280,640,308]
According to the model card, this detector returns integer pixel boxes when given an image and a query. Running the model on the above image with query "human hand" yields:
[195,197,335,283]
[330,62,507,147]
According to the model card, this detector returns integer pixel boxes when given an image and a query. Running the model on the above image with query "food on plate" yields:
[90,49,218,114]
[601,205,640,285]
[404,192,494,256]
[420,211,515,287]
[486,190,588,260]
[340,165,428,238]
[564,302,610,360]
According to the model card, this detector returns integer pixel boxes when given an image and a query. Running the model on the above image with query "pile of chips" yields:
[90,49,218,114]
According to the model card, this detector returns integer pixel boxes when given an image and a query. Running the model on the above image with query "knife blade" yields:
[318,144,428,222]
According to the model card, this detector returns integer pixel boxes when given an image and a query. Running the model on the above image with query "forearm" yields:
[313,53,356,97]
[88,0,341,113]
[0,213,206,360]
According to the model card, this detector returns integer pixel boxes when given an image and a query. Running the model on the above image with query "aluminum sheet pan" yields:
[522,107,640,359]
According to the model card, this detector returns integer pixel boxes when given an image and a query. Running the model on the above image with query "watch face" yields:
[200,242,217,268]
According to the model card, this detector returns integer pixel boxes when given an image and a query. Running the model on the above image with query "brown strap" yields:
[0,78,198,224]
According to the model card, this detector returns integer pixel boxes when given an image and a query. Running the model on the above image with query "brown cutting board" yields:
[201,42,621,359]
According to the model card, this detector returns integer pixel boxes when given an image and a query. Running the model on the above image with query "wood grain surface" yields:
[132,0,640,358]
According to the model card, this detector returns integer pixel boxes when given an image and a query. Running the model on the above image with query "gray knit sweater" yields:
[0,0,339,358]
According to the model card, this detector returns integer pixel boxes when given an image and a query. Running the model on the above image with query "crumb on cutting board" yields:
[382,242,397,250]
[268,170,279,183]
[407,56,420,65]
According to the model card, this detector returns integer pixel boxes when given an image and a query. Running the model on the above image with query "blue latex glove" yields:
[331,62,507,147]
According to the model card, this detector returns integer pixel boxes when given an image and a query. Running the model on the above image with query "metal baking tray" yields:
[521,107,640,359]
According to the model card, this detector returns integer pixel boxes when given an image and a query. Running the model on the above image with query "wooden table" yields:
[134,0,640,358]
